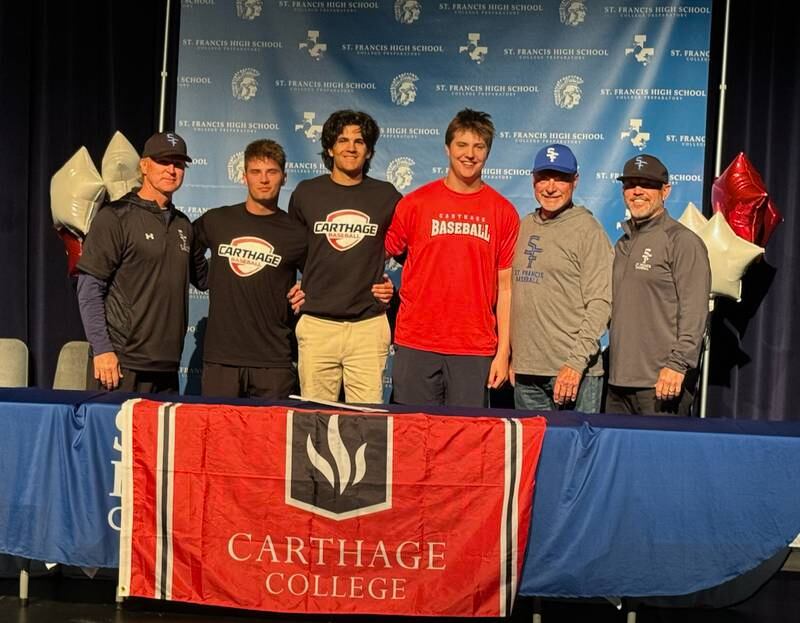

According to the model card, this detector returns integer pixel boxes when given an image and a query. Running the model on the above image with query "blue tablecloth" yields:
[0,388,798,598]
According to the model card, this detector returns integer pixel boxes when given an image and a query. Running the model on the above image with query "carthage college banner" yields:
[118,400,546,616]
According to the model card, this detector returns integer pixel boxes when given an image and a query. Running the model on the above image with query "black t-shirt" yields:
[77,192,195,372]
[288,175,401,321]
[193,204,307,368]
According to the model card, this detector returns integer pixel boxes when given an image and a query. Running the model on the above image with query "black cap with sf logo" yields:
[617,154,668,184]
[142,132,192,163]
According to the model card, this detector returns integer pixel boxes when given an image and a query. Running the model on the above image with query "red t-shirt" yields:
[385,180,520,356]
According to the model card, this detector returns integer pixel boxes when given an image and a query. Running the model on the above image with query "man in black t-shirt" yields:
[77,131,205,394]
[288,110,400,404]
[193,139,307,399]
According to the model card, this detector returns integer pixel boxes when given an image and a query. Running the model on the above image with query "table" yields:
[1,388,798,599]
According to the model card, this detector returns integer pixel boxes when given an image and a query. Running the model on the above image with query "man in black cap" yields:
[606,154,710,415]
[76,131,206,393]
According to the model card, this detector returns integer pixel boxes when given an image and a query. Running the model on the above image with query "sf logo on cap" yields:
[634,156,648,170]
[546,147,559,162]
[166,133,180,146]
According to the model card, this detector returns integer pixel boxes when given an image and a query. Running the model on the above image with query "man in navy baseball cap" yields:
[76,130,205,394]
[141,131,193,163]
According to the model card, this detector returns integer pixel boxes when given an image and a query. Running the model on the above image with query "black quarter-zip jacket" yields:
[78,192,198,372]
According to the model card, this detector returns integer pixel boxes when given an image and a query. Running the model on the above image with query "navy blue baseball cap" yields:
[142,131,192,163]
[532,144,578,175]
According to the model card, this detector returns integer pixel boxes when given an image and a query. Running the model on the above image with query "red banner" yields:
[119,399,546,617]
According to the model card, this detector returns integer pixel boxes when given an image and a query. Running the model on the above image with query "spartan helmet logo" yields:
[559,0,586,26]
[235,0,263,20]
[231,68,260,101]
[286,411,392,520]
[553,75,583,109]
[394,0,422,24]
[390,73,419,106]
[227,151,245,183]
[386,157,415,191]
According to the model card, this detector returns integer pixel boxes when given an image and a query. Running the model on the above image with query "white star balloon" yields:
[50,146,105,237]
[698,212,764,302]
[677,201,708,235]
[101,131,141,201]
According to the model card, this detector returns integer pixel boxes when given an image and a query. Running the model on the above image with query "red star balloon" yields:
[711,152,782,247]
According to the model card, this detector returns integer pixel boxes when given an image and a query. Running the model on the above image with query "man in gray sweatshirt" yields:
[607,154,711,416]
[510,144,613,413]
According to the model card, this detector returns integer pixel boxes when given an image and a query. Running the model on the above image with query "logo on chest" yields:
[430,213,491,242]
[177,228,190,253]
[635,247,653,271]
[218,236,282,277]
[313,209,379,251]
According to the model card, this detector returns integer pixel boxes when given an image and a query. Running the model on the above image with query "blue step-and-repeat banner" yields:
[175,0,713,393]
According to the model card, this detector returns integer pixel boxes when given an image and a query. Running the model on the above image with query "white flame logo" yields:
[306,414,367,494]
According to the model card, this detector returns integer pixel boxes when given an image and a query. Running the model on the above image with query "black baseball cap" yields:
[142,132,192,163]
[617,154,668,185]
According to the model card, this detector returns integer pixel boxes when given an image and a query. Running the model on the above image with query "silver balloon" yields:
[698,212,764,302]
[50,146,105,237]
[102,131,141,201]
[677,201,708,235]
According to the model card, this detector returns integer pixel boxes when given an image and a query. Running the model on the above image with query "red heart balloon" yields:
[56,227,84,277]
[711,152,782,247]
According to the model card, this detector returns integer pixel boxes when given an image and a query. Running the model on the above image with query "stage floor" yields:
[2,569,799,623]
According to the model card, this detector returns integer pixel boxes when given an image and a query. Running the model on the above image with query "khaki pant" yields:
[296,313,390,405]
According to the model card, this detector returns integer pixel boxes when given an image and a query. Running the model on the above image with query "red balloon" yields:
[711,152,782,247]
[56,228,84,277]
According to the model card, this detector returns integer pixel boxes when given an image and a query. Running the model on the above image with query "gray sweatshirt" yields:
[609,211,711,387]
[511,204,613,377]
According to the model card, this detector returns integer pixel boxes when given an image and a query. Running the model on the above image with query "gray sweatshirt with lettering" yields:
[511,205,613,377]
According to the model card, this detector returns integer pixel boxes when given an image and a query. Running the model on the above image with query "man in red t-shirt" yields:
[385,109,520,407]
